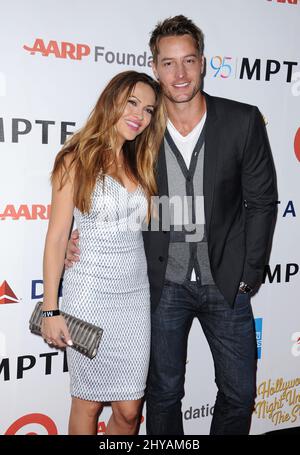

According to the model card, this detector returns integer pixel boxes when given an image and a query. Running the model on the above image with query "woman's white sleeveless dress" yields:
[61,175,151,401]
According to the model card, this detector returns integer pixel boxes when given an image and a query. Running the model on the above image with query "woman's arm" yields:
[42,159,75,347]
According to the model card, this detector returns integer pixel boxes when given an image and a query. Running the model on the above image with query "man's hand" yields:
[64,229,80,268]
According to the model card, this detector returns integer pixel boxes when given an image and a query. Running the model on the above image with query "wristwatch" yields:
[239,281,252,294]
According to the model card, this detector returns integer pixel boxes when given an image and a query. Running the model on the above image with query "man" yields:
[65,15,277,435]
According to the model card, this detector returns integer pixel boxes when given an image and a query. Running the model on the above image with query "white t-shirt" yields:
[167,112,207,168]
[167,113,207,281]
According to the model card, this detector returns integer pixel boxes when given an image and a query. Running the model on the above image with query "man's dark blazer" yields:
[142,92,277,313]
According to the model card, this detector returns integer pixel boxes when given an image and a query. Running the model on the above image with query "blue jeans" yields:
[146,280,257,435]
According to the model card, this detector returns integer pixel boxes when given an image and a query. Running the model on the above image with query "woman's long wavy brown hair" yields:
[51,71,166,214]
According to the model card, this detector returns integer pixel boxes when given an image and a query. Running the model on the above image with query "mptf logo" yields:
[263,263,299,284]
[255,318,263,360]
[0,281,19,304]
[0,204,51,220]
[0,117,76,144]
[209,56,298,83]
[23,39,90,60]
[291,332,300,357]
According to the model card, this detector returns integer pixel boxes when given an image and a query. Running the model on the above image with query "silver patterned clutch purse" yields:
[29,301,103,359]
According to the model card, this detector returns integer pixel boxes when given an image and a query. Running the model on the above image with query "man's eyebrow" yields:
[161,54,198,62]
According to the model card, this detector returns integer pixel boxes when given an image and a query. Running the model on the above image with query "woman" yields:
[41,71,165,435]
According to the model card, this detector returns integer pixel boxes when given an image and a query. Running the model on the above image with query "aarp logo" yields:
[0,204,51,220]
[23,39,90,60]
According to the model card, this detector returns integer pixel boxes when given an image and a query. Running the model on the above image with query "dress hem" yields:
[70,390,145,402]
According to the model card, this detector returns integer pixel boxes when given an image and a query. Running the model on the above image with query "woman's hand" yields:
[41,315,73,348]
[64,229,80,268]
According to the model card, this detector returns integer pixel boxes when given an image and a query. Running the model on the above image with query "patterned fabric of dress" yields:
[62,175,151,401]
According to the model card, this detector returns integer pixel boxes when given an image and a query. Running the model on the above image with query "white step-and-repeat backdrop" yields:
[0,0,299,435]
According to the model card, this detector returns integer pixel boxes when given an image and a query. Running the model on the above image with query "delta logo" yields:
[23,39,91,60]
[0,204,51,220]
[294,128,300,162]
[0,281,19,304]
[31,279,63,300]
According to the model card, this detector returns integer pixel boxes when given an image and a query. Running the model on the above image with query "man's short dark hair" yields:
[149,15,204,63]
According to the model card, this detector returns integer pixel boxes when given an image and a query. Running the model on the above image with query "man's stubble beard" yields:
[161,83,201,105]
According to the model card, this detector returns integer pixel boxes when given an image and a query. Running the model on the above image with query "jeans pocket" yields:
[235,292,252,315]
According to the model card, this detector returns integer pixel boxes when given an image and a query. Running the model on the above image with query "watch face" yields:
[239,282,252,293]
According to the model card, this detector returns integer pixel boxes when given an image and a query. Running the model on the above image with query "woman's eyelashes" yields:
[128,98,154,115]
[128,98,137,106]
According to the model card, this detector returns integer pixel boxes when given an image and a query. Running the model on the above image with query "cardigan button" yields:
[158,256,164,262]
